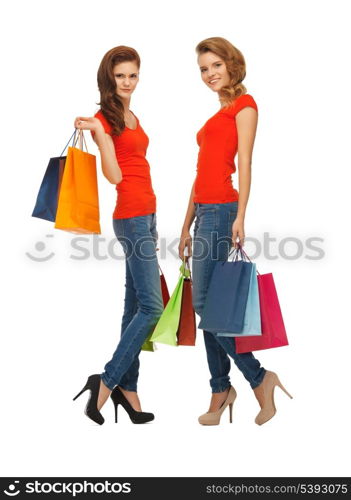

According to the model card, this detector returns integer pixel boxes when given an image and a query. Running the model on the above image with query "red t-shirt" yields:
[193,94,258,203]
[92,110,156,219]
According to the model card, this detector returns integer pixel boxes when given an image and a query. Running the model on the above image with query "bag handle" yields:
[229,243,249,262]
[73,129,89,153]
[59,129,77,157]
[228,243,261,276]
[59,128,89,156]
[184,256,191,274]
[179,256,191,279]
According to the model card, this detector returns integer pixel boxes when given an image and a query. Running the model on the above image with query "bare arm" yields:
[232,106,258,247]
[178,180,196,259]
[93,129,122,184]
[74,116,122,184]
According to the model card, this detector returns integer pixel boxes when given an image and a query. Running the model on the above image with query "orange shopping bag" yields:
[54,130,101,234]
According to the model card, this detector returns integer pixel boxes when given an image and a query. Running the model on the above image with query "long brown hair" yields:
[196,37,247,107]
[97,46,141,136]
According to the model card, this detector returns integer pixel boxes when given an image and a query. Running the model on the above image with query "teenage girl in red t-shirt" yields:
[72,46,163,425]
[179,37,292,426]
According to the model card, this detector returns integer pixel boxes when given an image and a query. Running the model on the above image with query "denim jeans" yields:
[192,202,266,392]
[100,213,164,391]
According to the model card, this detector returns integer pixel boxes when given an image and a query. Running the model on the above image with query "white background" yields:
[1,0,350,478]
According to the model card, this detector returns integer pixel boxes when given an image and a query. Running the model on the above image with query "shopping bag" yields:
[177,261,196,346]
[217,262,262,337]
[198,248,253,333]
[149,261,190,346]
[141,265,170,352]
[32,130,76,222]
[54,130,101,234]
[235,270,289,353]
[140,332,156,352]
[160,266,170,305]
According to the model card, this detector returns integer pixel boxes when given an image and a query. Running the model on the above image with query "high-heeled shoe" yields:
[253,370,293,425]
[73,374,105,425]
[198,386,237,425]
[110,386,154,424]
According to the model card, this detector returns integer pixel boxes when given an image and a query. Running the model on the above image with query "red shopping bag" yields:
[141,265,170,352]
[235,271,289,354]
[159,265,170,306]
[177,277,196,346]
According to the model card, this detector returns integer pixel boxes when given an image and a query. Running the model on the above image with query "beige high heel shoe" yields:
[253,370,293,425]
[198,386,237,425]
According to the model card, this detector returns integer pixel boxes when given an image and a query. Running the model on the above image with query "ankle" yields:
[97,380,112,410]
[212,387,230,397]
[208,388,230,412]
[118,387,142,412]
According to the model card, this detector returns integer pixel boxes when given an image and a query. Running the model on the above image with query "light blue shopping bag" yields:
[217,263,262,337]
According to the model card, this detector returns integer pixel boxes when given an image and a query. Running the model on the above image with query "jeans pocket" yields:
[131,215,150,236]
[113,220,129,255]
[198,208,217,232]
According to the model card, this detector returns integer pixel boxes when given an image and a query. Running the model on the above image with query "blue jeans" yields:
[192,202,266,392]
[100,213,164,391]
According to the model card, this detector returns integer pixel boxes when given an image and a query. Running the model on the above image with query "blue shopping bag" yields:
[198,254,253,334]
[32,130,76,222]
[217,263,262,337]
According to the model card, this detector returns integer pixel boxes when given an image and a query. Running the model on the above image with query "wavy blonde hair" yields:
[196,37,247,106]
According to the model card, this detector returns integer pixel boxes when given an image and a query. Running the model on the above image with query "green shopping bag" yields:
[141,331,156,352]
[149,261,190,346]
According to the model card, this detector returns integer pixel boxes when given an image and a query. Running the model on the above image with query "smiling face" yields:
[113,61,139,99]
[198,51,230,92]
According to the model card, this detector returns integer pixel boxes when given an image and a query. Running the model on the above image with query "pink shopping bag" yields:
[235,271,289,354]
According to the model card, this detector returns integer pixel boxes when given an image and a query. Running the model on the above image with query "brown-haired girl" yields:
[73,46,163,425]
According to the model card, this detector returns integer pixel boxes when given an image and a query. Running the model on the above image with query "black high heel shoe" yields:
[110,386,154,424]
[73,374,105,425]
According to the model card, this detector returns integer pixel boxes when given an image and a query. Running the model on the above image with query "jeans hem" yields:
[100,373,115,391]
[250,367,267,389]
[211,383,231,393]
[118,383,138,392]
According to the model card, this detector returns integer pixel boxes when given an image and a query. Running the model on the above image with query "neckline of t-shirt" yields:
[125,110,139,131]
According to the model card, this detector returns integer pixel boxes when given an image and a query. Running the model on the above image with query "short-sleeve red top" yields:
[193,94,258,203]
[92,110,156,219]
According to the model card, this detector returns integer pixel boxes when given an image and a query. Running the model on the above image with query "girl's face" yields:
[198,51,230,92]
[113,61,139,99]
